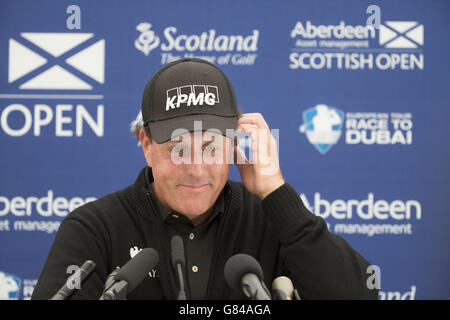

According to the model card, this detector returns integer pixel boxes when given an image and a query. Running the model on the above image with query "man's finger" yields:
[238,113,270,130]
[234,142,250,166]
[238,124,259,152]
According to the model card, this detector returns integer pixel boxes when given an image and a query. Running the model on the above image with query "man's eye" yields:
[171,145,184,156]
[204,144,216,153]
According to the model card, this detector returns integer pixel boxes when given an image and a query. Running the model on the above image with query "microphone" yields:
[272,276,293,300]
[171,235,187,300]
[224,253,271,300]
[99,248,159,300]
[50,260,96,300]
[102,267,120,295]
[272,276,301,300]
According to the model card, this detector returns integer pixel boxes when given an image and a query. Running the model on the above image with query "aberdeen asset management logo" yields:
[299,104,344,154]
[289,19,424,70]
[8,33,105,90]
[379,21,423,48]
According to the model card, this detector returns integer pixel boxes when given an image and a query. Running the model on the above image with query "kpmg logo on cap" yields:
[379,21,423,48]
[8,33,105,90]
[166,85,219,111]
[299,104,344,154]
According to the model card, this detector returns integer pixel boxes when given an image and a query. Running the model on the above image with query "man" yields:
[32,58,377,300]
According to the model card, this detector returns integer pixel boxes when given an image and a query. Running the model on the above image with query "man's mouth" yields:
[178,184,210,190]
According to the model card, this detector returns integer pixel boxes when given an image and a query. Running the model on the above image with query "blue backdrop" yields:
[0,0,449,300]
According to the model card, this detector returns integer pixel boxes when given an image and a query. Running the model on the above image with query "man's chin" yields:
[174,200,214,217]
[180,205,211,216]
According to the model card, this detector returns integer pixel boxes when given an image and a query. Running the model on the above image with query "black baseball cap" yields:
[141,58,239,144]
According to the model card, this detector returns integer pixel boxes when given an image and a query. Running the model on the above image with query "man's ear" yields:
[139,128,152,167]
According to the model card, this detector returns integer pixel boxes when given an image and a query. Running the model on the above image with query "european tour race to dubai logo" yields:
[299,104,344,155]
[299,104,414,155]
[0,271,21,300]
[1,32,106,138]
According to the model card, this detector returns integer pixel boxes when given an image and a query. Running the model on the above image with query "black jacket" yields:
[32,167,377,300]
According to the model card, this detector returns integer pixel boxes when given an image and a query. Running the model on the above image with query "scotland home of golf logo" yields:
[289,20,424,70]
[300,104,414,154]
[134,22,259,66]
[1,32,106,137]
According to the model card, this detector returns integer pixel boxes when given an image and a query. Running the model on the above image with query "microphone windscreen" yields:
[224,253,264,292]
[79,260,96,278]
[114,248,159,292]
[272,276,294,297]
[171,235,186,268]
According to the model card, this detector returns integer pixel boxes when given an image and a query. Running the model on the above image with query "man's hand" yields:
[235,113,285,200]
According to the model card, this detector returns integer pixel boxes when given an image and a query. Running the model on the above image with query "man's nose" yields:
[182,148,204,176]
[185,162,206,179]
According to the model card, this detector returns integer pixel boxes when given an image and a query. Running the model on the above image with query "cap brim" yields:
[148,114,238,144]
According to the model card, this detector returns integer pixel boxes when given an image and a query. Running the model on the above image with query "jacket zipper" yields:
[205,183,233,298]
[144,191,182,299]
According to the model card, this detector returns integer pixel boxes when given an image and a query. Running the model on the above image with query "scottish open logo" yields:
[299,104,344,154]
[8,33,105,90]
[1,32,106,138]
[379,21,423,48]
[0,271,21,300]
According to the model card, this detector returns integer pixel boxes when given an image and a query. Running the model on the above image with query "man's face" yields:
[140,129,232,220]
